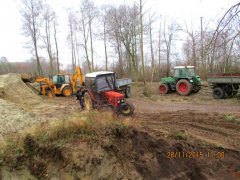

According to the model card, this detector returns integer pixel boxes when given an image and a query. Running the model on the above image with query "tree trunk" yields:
[89,19,94,71]
[149,18,155,83]
[140,0,150,96]
[103,19,108,71]
[54,20,60,74]
[81,11,91,72]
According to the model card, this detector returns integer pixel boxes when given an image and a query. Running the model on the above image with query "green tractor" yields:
[159,66,201,96]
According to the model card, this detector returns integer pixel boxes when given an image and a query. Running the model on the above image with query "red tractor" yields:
[83,71,134,116]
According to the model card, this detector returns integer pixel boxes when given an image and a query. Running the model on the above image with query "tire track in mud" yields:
[135,111,240,151]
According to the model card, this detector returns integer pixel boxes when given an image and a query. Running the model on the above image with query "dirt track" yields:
[132,98,240,114]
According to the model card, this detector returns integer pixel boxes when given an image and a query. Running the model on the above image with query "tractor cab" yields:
[85,71,116,93]
[172,66,196,79]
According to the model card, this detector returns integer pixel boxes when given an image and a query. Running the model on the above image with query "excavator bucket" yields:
[21,74,39,83]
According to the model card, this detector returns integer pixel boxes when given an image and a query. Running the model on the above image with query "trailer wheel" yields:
[125,86,131,98]
[226,87,238,97]
[213,87,225,99]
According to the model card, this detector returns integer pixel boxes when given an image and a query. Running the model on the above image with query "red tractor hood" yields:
[103,91,124,99]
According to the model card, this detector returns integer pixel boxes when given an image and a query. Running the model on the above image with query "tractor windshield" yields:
[96,74,115,92]
[188,68,196,76]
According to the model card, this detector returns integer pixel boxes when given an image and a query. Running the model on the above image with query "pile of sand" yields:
[0,74,45,136]
[0,99,41,135]
[0,73,42,107]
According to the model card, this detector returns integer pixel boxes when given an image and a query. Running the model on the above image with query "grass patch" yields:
[224,114,240,124]
[0,111,128,179]
[224,114,235,122]
[170,131,187,140]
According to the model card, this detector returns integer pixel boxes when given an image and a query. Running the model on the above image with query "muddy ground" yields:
[0,75,240,179]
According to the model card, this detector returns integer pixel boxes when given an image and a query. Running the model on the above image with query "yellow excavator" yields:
[25,66,84,97]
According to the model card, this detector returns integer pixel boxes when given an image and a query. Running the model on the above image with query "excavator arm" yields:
[71,66,84,92]
[35,77,57,96]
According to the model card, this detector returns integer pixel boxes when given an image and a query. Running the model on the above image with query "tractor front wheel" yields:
[159,83,169,94]
[119,102,134,116]
[176,79,192,96]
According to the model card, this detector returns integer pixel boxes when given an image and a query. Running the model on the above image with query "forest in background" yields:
[1,0,240,83]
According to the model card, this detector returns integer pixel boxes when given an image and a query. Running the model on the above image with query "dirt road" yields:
[132,97,240,114]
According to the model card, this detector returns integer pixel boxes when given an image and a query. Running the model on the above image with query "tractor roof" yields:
[85,71,114,78]
[173,66,195,69]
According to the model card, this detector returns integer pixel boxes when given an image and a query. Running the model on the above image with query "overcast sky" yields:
[0,0,239,67]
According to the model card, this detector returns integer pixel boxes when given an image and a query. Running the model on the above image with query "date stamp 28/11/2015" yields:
[166,151,225,159]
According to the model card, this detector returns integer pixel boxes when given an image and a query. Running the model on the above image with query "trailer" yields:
[207,73,240,99]
[116,78,132,98]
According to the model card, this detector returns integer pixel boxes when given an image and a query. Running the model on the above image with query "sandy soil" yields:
[1,74,240,179]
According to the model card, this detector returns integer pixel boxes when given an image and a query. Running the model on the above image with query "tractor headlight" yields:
[121,99,124,103]
[190,80,193,82]
[118,100,120,103]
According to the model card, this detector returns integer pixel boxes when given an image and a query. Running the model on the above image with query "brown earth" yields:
[1,74,240,179]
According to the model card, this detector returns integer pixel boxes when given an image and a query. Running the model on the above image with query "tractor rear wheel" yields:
[159,83,169,94]
[84,93,93,111]
[62,86,73,97]
[176,79,192,96]
[119,102,134,116]
[213,87,225,99]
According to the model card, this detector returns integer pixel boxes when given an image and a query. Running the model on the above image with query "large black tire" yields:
[159,83,169,94]
[213,87,225,99]
[62,86,73,97]
[84,92,93,111]
[176,79,192,96]
[125,86,131,98]
[119,102,134,116]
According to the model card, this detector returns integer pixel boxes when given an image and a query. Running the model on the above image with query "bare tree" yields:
[149,13,155,83]
[53,13,60,73]
[67,10,78,73]
[139,0,150,96]
[80,0,98,72]
[163,20,179,76]
[21,0,43,75]
[79,6,91,72]
[42,4,55,76]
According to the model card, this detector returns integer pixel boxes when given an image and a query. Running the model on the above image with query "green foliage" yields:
[224,114,235,122]
[224,114,240,124]
[170,131,187,140]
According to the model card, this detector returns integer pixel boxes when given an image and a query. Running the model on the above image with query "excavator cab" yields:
[52,75,70,88]
[51,74,73,96]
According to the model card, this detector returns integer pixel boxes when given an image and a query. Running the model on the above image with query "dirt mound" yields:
[0,99,44,136]
[0,73,46,136]
[0,73,42,107]
[1,124,230,180]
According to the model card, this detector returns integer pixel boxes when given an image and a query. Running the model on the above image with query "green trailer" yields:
[207,73,240,99]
